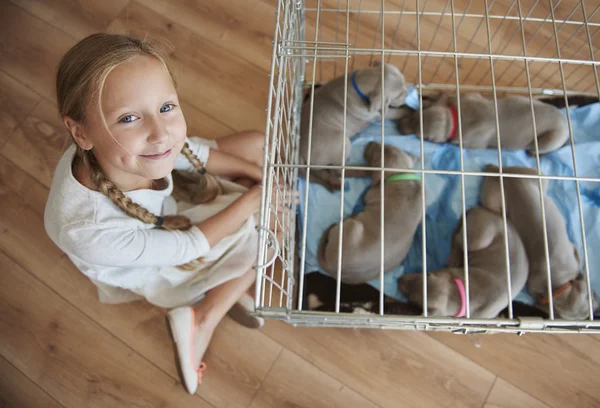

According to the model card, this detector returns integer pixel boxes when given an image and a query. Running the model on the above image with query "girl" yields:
[44,33,271,394]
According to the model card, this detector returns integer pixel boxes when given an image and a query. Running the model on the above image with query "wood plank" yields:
[1,99,69,188]
[0,355,63,408]
[107,1,269,132]
[0,70,40,150]
[429,332,600,408]
[0,158,283,408]
[9,0,130,40]
[484,378,550,408]
[249,349,378,408]
[261,321,495,408]
[143,0,275,72]
[180,100,235,141]
[0,251,213,408]
[0,2,77,101]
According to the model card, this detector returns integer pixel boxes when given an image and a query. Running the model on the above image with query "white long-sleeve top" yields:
[44,137,232,306]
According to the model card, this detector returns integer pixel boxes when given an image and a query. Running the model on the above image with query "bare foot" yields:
[191,313,217,370]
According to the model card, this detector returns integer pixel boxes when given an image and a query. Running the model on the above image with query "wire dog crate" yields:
[254,0,600,334]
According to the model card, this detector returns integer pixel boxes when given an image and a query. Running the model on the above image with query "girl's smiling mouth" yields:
[140,148,172,160]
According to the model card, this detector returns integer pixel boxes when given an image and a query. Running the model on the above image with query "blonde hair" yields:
[57,33,221,270]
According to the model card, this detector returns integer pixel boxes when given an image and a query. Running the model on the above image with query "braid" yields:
[82,150,202,270]
[85,151,191,230]
[179,142,223,204]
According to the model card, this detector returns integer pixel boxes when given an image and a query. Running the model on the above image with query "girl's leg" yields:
[216,130,265,167]
[190,268,255,369]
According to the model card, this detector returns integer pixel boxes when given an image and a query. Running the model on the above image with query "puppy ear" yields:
[421,91,446,109]
[369,91,385,115]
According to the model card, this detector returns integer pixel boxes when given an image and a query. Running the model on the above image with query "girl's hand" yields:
[241,184,262,214]
[244,163,263,183]
[240,178,299,215]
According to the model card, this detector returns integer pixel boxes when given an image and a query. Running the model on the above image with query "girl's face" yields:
[75,55,187,191]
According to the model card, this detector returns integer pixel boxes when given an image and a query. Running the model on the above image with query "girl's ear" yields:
[64,116,93,150]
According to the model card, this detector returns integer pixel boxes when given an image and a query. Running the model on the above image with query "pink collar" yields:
[453,278,466,318]
[447,105,458,141]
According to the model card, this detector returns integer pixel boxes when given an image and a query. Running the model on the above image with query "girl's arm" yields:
[174,137,261,181]
[194,184,261,247]
[59,186,261,268]
[204,149,262,182]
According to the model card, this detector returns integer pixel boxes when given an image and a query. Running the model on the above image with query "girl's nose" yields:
[147,116,169,144]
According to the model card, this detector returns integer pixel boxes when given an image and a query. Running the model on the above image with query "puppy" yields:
[318,142,422,284]
[397,92,569,154]
[480,165,599,319]
[398,206,529,318]
[300,63,408,190]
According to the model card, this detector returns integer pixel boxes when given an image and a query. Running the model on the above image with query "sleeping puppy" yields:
[300,63,408,190]
[318,142,422,284]
[396,92,569,154]
[480,165,599,319]
[398,206,529,318]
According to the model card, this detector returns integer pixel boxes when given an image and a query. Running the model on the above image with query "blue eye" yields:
[160,104,175,113]
[119,115,136,123]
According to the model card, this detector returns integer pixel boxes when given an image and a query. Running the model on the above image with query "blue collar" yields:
[351,71,371,105]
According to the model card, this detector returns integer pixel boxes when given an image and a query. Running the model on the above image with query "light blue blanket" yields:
[297,89,600,304]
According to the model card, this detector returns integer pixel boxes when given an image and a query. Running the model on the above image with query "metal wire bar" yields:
[419,0,451,75]
[524,4,600,87]
[265,1,295,307]
[505,1,582,88]
[550,0,595,320]
[386,0,408,64]
[462,0,519,85]
[473,0,541,86]
[524,0,563,319]
[479,0,508,320]
[578,0,598,319]
[413,82,598,95]
[334,0,341,77]
[451,0,472,319]
[286,46,600,65]
[442,0,497,84]
[287,4,304,309]
[260,309,600,333]
[256,0,284,310]
[334,0,351,314]
[402,0,431,73]
[274,66,294,307]
[429,0,474,82]
[271,163,600,182]
[492,0,559,85]
[350,0,364,72]
[301,8,600,28]
[368,4,383,66]
[416,0,428,318]
[296,0,324,312]
[379,0,386,316]
[568,29,600,89]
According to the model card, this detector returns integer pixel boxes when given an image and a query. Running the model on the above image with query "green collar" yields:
[385,173,422,183]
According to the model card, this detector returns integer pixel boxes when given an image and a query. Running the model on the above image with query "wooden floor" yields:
[1,0,599,407]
